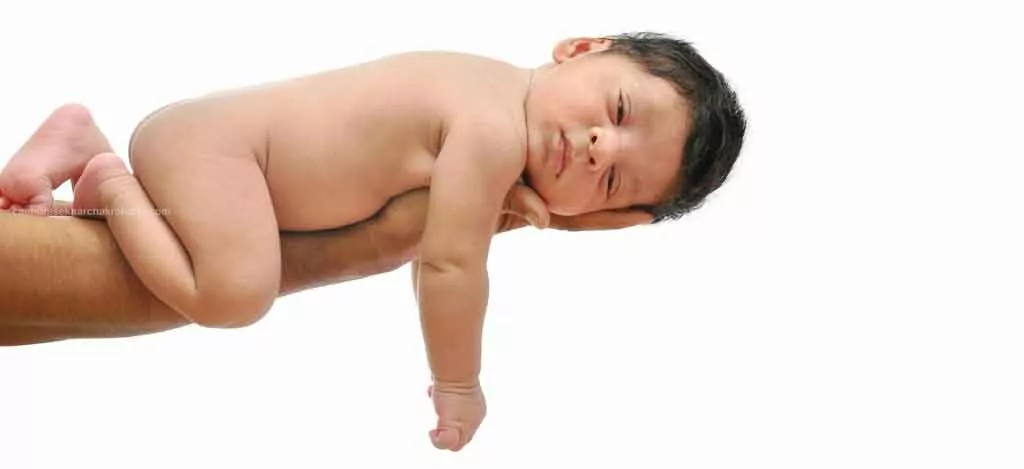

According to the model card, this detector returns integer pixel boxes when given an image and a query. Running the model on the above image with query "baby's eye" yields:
[616,91,625,125]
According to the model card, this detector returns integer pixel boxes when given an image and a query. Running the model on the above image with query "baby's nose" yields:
[587,128,616,169]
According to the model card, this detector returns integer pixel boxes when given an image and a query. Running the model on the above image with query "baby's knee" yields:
[188,298,273,329]
[185,279,278,329]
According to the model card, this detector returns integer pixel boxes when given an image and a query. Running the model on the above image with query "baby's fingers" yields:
[429,426,464,451]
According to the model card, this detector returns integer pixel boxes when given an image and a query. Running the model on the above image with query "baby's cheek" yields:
[538,187,570,216]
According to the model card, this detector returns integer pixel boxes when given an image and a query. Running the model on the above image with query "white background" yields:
[2,1,1022,467]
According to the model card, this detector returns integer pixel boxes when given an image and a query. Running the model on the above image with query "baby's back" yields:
[134,51,524,231]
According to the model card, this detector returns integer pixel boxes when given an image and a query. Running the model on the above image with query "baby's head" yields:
[521,32,746,224]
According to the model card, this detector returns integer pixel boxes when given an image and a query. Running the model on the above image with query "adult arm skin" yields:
[0,184,647,346]
[0,189,439,345]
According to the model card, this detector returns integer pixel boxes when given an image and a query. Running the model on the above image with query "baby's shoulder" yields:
[435,111,526,187]
[357,50,529,156]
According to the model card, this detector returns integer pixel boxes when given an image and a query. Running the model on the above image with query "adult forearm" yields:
[0,212,177,331]
[278,191,427,296]
[0,324,177,346]
[0,190,431,344]
[0,186,539,346]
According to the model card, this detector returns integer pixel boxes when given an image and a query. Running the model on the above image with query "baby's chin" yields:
[547,200,586,217]
[536,189,576,216]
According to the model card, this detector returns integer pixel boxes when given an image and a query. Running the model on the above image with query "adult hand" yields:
[497,183,654,233]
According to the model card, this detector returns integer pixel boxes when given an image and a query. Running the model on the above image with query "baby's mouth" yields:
[556,131,568,178]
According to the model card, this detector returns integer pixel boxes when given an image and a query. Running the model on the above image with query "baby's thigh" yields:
[129,121,280,290]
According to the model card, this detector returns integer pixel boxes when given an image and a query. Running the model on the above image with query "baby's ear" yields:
[552,37,613,63]
[549,208,654,232]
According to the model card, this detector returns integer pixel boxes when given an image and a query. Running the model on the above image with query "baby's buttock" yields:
[128,98,265,167]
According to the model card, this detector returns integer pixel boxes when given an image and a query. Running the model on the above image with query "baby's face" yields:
[522,39,690,217]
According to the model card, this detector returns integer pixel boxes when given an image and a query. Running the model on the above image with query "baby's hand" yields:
[426,381,487,451]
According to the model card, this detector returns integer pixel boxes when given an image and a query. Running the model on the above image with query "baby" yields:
[0,32,746,450]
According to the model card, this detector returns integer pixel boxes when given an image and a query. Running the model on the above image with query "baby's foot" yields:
[72,152,133,214]
[0,103,114,215]
[0,174,53,215]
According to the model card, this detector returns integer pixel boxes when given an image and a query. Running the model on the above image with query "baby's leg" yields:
[0,104,114,214]
[74,148,281,328]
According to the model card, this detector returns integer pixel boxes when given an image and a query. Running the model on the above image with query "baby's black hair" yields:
[601,32,747,222]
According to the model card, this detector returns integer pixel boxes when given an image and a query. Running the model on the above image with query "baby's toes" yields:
[21,192,55,216]
[0,175,53,215]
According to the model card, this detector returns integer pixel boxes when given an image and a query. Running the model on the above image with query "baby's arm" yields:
[417,119,522,384]
[415,118,522,450]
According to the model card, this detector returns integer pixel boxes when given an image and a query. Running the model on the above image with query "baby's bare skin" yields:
[1,37,687,452]
[2,51,537,453]
[132,52,530,231]
[39,52,531,333]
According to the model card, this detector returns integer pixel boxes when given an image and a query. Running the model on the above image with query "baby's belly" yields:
[268,180,387,231]
[265,151,434,232]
